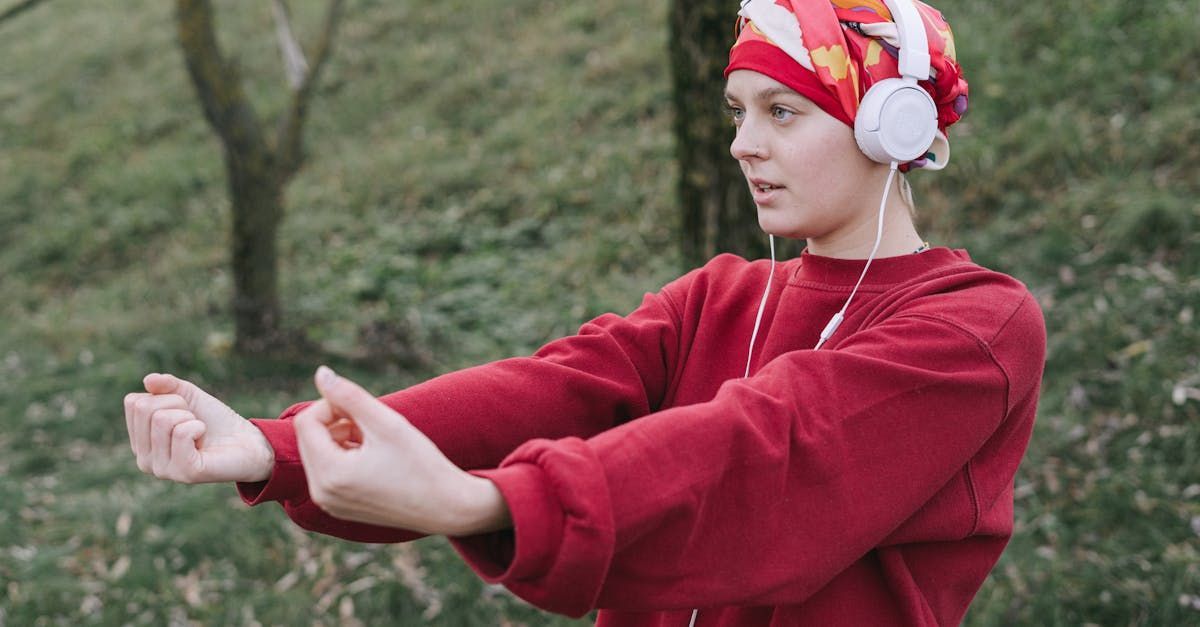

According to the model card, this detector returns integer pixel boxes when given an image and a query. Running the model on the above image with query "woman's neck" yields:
[806,200,925,260]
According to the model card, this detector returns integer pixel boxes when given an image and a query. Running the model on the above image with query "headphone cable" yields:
[814,161,899,350]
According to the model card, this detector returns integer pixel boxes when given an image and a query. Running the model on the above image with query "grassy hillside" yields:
[1,0,1196,624]
[930,2,1200,624]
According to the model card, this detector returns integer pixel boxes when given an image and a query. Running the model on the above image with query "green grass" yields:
[1,0,1198,624]
[925,1,1200,624]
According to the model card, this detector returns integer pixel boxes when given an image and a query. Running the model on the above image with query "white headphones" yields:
[737,0,939,164]
[690,9,941,624]
[733,0,939,386]
[853,0,939,165]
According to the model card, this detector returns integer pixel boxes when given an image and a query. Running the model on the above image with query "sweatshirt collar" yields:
[791,247,970,287]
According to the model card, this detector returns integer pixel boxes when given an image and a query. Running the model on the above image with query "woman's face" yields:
[724,70,890,248]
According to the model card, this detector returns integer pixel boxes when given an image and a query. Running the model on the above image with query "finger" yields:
[143,372,176,394]
[124,392,148,454]
[294,401,360,517]
[294,400,344,467]
[144,372,203,407]
[313,366,408,436]
[132,394,187,453]
[169,420,207,482]
[149,408,195,477]
[327,418,363,449]
[131,394,188,470]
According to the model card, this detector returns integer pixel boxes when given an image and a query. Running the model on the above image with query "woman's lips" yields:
[749,180,784,205]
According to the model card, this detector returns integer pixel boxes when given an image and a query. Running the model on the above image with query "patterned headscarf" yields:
[725,0,968,171]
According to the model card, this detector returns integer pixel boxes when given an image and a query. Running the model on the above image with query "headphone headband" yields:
[733,0,940,165]
[737,0,932,83]
[880,0,930,82]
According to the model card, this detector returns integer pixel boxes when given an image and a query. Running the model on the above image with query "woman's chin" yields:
[756,214,803,240]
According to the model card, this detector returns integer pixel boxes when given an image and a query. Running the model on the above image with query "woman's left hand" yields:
[294,366,511,536]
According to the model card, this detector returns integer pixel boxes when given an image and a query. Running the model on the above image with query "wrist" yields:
[245,423,275,483]
[446,475,512,537]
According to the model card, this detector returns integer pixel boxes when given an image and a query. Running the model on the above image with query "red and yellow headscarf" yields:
[725,0,968,171]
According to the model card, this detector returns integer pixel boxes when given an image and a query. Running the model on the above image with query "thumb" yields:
[143,372,202,405]
[313,366,403,436]
[143,372,181,395]
[146,372,222,414]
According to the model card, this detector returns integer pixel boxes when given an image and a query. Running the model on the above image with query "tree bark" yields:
[175,0,341,354]
[227,156,284,353]
[669,0,768,269]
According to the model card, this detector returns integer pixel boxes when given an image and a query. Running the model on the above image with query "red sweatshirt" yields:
[239,248,1045,626]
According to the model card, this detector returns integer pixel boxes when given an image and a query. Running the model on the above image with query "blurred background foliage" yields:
[0,0,1196,625]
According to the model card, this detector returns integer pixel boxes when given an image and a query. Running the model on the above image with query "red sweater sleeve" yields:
[236,283,686,542]
[449,306,1042,616]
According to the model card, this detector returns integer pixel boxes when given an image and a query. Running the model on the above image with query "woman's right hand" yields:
[124,373,274,484]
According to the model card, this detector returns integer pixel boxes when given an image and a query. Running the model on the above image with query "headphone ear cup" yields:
[854,78,939,164]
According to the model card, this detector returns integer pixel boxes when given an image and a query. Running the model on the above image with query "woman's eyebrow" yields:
[754,86,801,102]
[724,86,802,103]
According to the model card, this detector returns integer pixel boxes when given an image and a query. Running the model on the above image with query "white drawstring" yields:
[743,234,776,378]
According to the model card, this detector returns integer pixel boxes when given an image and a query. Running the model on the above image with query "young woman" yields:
[124,1,1046,624]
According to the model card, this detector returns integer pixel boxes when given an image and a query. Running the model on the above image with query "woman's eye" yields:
[724,104,745,125]
[771,106,794,121]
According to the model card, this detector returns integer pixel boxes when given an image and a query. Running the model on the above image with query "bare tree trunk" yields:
[228,158,284,352]
[669,0,771,269]
[175,0,342,354]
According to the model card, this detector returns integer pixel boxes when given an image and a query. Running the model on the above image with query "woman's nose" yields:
[729,119,767,161]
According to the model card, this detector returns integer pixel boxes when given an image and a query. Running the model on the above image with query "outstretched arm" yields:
[292,366,512,537]
[124,278,689,543]
[446,302,1044,616]
[239,285,685,541]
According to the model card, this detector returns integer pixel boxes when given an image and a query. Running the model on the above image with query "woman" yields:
[124,1,1045,624]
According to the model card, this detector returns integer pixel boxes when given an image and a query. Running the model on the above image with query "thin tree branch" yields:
[276,0,343,178]
[175,0,267,161]
[0,0,49,26]
[271,0,309,91]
